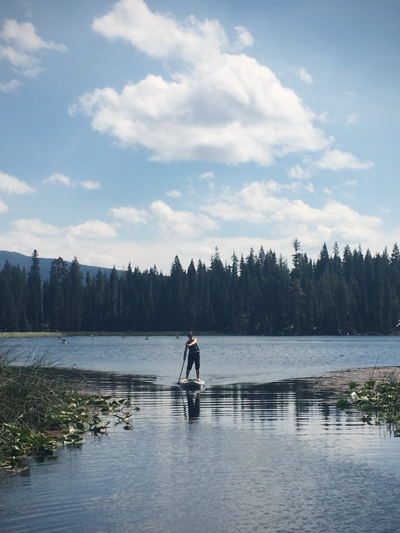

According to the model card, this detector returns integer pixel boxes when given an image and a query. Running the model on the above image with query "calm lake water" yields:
[1,336,400,532]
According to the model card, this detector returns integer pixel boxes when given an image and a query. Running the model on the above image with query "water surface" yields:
[4,334,400,384]
[1,336,400,532]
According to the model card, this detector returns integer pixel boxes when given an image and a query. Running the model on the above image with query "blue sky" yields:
[0,0,399,272]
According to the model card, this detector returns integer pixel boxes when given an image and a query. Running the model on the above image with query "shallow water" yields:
[1,337,400,532]
[4,334,400,384]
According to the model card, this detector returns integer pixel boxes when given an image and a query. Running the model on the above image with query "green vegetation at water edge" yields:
[337,373,400,435]
[0,349,137,470]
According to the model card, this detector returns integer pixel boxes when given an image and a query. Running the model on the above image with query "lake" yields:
[1,335,400,532]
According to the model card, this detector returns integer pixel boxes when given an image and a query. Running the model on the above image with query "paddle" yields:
[177,354,186,384]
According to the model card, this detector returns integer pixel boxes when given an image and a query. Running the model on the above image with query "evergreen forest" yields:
[1,241,400,336]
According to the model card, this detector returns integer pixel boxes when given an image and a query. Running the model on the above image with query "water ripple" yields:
[1,362,400,531]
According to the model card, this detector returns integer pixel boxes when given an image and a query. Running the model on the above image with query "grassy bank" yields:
[0,348,135,470]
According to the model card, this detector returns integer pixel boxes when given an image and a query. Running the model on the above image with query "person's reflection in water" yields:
[186,391,200,421]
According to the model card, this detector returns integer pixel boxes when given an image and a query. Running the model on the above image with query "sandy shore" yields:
[300,365,400,401]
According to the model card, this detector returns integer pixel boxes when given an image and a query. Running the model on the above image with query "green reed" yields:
[0,343,135,469]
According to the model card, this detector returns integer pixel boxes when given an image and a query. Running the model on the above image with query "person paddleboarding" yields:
[183,331,201,382]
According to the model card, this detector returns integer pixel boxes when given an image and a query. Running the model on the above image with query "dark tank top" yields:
[188,342,200,355]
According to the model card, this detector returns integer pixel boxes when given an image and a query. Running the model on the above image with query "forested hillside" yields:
[0,250,116,281]
[1,242,400,335]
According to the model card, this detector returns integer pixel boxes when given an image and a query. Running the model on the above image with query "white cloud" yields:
[150,200,218,238]
[305,183,315,193]
[43,173,74,186]
[317,111,329,124]
[202,181,382,248]
[12,218,61,236]
[0,197,397,274]
[285,181,302,193]
[199,171,214,180]
[80,180,101,190]
[109,205,149,224]
[0,20,66,77]
[92,0,228,63]
[0,198,9,213]
[346,180,357,187]
[8,219,118,248]
[298,67,313,84]
[0,219,277,272]
[346,113,359,125]
[0,216,124,273]
[166,190,182,198]
[198,171,215,188]
[0,79,21,93]
[232,26,254,50]
[316,149,374,170]
[203,181,283,224]
[0,45,41,77]
[0,170,35,194]
[263,179,282,193]
[72,0,330,166]
[68,220,118,239]
[0,20,66,53]
[287,164,311,180]
[43,174,100,190]
[279,198,380,245]
[343,192,355,201]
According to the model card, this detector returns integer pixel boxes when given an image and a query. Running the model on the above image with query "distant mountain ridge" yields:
[0,251,119,281]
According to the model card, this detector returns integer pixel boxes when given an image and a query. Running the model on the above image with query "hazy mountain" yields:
[0,251,119,281]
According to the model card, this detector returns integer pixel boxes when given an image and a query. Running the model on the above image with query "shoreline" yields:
[0,332,187,338]
[298,365,400,401]
[1,332,399,338]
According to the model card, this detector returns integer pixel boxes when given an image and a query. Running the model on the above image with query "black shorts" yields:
[187,352,200,371]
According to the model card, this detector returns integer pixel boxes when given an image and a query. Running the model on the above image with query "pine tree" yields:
[107,266,119,330]
[169,256,186,330]
[82,272,95,331]
[315,243,330,279]
[0,261,15,331]
[186,259,197,330]
[68,258,83,331]
[46,257,69,331]
[27,250,43,331]
[292,238,302,271]
[332,242,341,275]
[209,247,229,332]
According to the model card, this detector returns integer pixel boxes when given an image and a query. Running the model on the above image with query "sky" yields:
[0,0,399,273]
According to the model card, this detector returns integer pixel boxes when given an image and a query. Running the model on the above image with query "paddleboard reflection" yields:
[186,391,200,421]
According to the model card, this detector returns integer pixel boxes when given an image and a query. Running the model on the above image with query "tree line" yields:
[1,242,400,335]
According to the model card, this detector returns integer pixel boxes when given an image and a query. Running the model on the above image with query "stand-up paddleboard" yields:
[179,378,205,390]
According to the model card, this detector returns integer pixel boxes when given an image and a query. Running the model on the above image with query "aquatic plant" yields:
[337,372,400,435]
[0,344,135,469]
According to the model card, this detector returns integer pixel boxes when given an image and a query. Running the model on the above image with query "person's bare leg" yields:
[196,369,200,380]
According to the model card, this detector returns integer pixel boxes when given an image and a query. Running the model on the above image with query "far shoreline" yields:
[1,331,399,339]
[0,331,189,338]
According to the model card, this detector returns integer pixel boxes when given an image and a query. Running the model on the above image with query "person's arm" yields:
[187,337,197,346]
[184,342,188,358]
